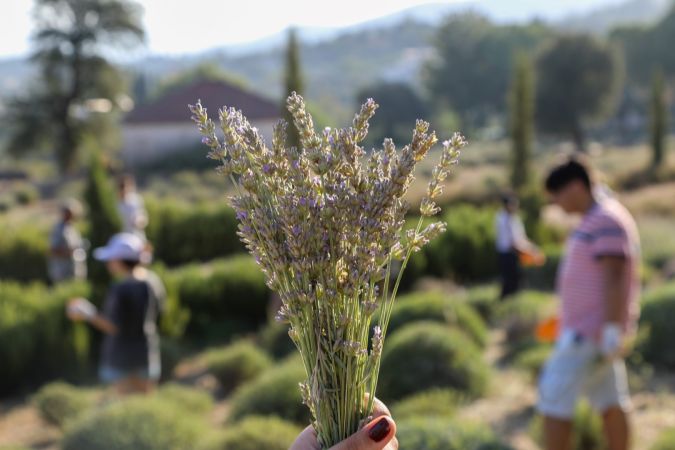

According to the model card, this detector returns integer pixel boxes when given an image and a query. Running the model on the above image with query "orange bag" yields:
[535,316,560,343]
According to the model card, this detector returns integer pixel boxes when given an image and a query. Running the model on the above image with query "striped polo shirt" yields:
[557,198,641,340]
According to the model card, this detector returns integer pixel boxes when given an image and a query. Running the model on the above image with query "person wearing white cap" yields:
[67,232,165,394]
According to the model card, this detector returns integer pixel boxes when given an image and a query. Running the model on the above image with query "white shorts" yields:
[537,331,631,419]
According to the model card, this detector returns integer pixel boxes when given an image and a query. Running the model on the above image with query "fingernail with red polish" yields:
[368,417,390,442]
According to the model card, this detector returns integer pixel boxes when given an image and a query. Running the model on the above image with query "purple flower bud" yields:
[236,210,248,221]
[263,164,271,173]
[292,225,301,236]
[201,136,211,145]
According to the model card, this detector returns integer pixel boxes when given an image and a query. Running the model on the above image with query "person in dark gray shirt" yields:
[68,233,165,394]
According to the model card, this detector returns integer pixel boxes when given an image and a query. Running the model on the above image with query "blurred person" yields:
[117,174,148,240]
[290,398,397,450]
[538,156,640,450]
[67,232,165,395]
[495,192,543,299]
[48,199,87,284]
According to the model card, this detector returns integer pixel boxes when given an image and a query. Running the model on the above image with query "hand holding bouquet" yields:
[190,93,466,448]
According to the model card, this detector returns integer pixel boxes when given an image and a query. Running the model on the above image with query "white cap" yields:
[93,232,150,263]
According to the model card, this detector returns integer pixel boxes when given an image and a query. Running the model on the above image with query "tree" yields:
[650,69,669,170]
[4,0,144,174]
[509,54,535,192]
[283,28,304,149]
[424,13,551,130]
[355,82,429,145]
[154,62,249,99]
[83,153,121,301]
[611,4,675,86]
[535,35,624,152]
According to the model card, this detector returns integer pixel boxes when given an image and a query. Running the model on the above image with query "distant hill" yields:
[0,0,672,120]
[558,0,671,34]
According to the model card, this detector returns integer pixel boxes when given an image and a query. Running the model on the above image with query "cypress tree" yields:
[83,152,121,302]
[509,54,535,192]
[283,28,304,149]
[650,68,669,170]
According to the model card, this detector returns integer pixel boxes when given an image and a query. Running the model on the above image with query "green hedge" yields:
[384,291,488,347]
[166,256,270,339]
[652,429,675,450]
[228,357,310,425]
[32,382,97,428]
[199,416,301,450]
[423,205,497,282]
[522,245,562,291]
[391,388,466,420]
[462,284,500,323]
[637,282,675,368]
[205,340,272,394]
[378,322,490,402]
[0,281,90,395]
[258,321,296,360]
[62,397,205,450]
[146,198,243,267]
[0,225,49,283]
[397,417,513,449]
[494,290,555,345]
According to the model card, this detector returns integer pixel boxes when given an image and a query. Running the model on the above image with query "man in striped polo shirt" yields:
[538,157,640,450]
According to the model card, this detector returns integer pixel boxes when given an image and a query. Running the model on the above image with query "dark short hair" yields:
[545,156,592,193]
[120,259,140,270]
[501,192,518,207]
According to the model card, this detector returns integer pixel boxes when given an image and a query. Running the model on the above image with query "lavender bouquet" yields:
[190,93,465,448]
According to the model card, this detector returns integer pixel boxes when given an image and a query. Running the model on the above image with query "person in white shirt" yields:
[117,175,148,240]
[495,193,541,299]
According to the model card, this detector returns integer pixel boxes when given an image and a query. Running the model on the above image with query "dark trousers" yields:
[498,251,521,300]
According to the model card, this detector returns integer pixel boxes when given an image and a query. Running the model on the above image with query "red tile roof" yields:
[125,79,280,124]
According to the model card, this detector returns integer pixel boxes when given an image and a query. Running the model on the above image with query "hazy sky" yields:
[0,0,623,59]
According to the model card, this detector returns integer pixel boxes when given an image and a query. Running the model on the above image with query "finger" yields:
[329,416,396,450]
[372,397,391,418]
[289,425,321,450]
[384,437,399,450]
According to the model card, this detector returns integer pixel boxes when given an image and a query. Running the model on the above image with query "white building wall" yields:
[121,120,277,167]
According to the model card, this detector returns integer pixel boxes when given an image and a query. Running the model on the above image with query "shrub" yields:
[651,429,675,450]
[378,322,490,402]
[494,290,555,344]
[397,417,513,449]
[199,416,301,450]
[228,357,310,425]
[258,321,296,360]
[167,256,270,339]
[637,281,675,368]
[205,341,272,394]
[32,382,97,428]
[423,205,497,282]
[513,344,552,379]
[384,291,488,347]
[391,388,466,420]
[462,284,500,323]
[13,183,40,205]
[0,225,49,283]
[145,198,243,267]
[157,383,214,415]
[522,245,562,291]
[84,153,121,301]
[62,397,205,450]
[530,400,606,450]
[0,281,91,394]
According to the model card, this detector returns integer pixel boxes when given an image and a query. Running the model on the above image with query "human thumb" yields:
[329,416,396,450]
